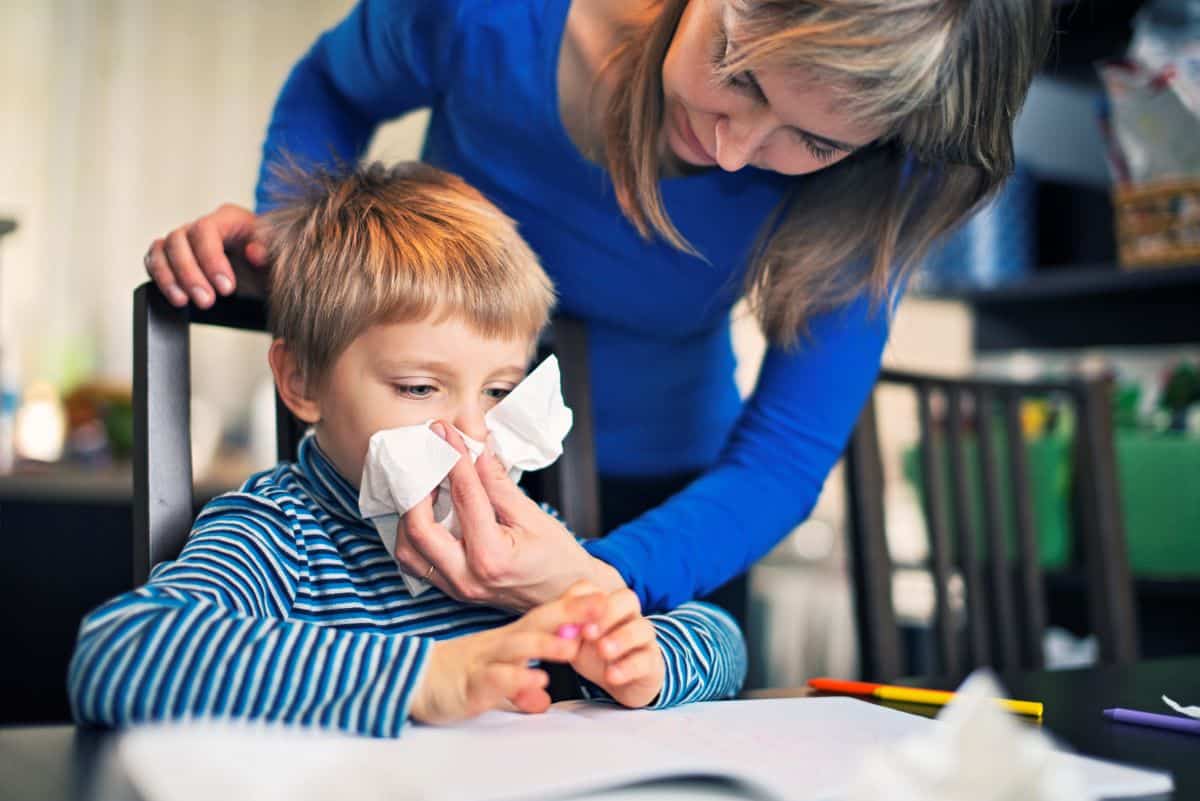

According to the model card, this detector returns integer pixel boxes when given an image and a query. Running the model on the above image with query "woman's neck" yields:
[557,0,707,178]
[557,0,624,164]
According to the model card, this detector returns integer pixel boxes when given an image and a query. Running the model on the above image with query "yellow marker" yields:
[808,678,1044,720]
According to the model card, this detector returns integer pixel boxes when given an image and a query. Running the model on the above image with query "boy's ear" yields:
[268,340,321,424]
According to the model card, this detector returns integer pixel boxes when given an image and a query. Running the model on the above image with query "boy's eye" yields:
[394,384,436,399]
[484,387,512,401]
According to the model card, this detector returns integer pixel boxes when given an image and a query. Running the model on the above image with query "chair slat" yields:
[916,382,960,676]
[845,395,904,681]
[946,386,990,669]
[975,387,1022,670]
[133,285,194,585]
[1073,379,1140,663]
[1002,391,1047,669]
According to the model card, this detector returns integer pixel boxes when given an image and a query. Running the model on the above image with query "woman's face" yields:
[661,0,884,175]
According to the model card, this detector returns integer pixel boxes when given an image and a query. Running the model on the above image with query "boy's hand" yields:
[409,584,606,725]
[569,584,665,709]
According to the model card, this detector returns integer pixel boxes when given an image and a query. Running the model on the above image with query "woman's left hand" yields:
[394,423,627,612]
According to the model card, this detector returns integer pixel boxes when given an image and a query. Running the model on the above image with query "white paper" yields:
[357,355,573,596]
[116,696,1173,801]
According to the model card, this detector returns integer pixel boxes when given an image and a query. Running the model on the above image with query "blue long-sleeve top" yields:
[69,435,747,738]
[255,0,891,612]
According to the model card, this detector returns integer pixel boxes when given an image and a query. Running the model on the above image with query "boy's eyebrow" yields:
[377,359,529,380]
[377,359,456,373]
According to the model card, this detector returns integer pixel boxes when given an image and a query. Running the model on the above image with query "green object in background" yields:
[1116,431,1200,577]
[902,429,1073,570]
[903,428,1200,577]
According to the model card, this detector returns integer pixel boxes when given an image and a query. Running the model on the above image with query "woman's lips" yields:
[674,106,716,166]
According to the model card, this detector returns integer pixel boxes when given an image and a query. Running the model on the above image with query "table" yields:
[2,657,1196,801]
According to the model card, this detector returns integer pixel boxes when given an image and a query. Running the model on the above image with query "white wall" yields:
[0,0,428,425]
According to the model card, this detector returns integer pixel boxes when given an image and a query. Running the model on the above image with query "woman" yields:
[145,0,1052,618]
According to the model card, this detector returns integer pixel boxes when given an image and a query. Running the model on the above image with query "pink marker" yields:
[556,624,581,639]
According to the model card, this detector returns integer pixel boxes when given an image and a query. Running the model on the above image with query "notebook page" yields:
[117,697,1173,801]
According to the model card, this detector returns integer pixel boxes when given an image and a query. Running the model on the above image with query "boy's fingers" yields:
[523,592,607,635]
[470,664,543,716]
[607,646,657,686]
[587,588,642,640]
[495,630,580,665]
[598,618,656,662]
[509,684,553,715]
[561,580,601,599]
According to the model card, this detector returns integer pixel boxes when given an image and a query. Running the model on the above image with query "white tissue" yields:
[357,355,573,596]
[1162,695,1200,719]
[847,671,1091,801]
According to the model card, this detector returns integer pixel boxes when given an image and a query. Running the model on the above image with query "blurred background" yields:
[2,0,1198,724]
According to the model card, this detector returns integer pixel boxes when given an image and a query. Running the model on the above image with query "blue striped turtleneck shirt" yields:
[68,436,747,738]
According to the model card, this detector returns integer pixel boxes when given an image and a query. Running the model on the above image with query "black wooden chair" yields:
[132,280,600,583]
[844,367,1139,681]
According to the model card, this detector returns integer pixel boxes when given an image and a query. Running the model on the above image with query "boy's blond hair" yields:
[261,161,555,387]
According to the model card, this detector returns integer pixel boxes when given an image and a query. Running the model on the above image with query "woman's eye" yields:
[726,72,754,90]
[799,135,837,163]
[395,384,436,399]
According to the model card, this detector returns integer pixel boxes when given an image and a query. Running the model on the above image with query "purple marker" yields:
[1104,708,1200,735]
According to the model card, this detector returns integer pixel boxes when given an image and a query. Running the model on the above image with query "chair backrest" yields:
[844,367,1139,681]
[133,281,601,584]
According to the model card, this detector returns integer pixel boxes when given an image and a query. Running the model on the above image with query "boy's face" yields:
[303,314,533,486]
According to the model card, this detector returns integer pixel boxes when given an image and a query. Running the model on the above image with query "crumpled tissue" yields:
[1162,696,1200,718]
[846,671,1091,801]
[357,355,573,596]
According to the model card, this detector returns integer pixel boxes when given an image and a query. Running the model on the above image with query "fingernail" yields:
[191,286,213,306]
[556,624,580,640]
[431,422,447,439]
[483,433,497,457]
[583,623,600,639]
[214,274,233,295]
[609,668,624,682]
[167,287,188,306]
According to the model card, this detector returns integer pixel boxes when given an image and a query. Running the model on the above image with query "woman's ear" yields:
[268,339,321,424]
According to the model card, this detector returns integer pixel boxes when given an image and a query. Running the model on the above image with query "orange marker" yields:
[808,677,1043,719]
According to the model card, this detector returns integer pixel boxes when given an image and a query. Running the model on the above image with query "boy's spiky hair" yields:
[261,160,555,387]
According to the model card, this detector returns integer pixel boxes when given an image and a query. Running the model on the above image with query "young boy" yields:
[69,162,746,737]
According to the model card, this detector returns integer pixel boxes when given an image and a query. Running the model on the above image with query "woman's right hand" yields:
[143,203,269,308]
[408,584,607,725]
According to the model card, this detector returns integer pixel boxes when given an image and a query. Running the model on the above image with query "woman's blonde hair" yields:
[261,161,555,388]
[603,0,1053,346]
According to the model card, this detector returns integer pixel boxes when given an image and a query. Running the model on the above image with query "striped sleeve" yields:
[578,601,748,709]
[67,493,431,738]
[645,602,748,707]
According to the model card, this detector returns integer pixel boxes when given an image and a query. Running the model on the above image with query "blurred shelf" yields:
[0,454,252,504]
[915,263,1200,351]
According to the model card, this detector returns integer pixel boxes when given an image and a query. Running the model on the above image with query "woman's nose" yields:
[713,113,770,172]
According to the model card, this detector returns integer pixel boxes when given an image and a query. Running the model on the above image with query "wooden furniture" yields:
[845,368,1139,682]
[5,656,1196,800]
